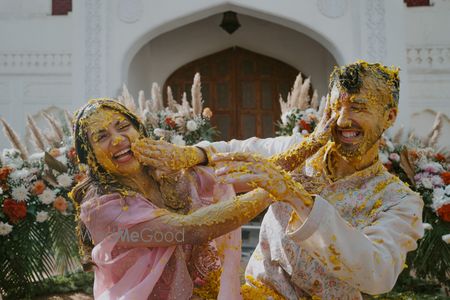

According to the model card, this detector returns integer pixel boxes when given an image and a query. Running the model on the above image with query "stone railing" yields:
[407,46,450,71]
[0,52,72,74]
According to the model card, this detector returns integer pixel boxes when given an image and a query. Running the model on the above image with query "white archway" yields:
[126,12,339,97]
[119,2,347,93]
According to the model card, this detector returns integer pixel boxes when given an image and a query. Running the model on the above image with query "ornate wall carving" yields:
[407,46,450,71]
[365,0,387,62]
[84,0,106,99]
[118,0,143,23]
[0,52,71,74]
[317,0,348,19]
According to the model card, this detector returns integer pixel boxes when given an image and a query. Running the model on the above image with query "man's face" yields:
[329,81,396,158]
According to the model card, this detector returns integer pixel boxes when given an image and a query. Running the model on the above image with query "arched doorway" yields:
[164,47,306,140]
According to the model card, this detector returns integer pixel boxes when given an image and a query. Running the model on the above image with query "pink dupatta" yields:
[80,166,242,300]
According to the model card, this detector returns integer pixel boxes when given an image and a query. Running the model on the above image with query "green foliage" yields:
[0,218,53,298]
[48,211,80,274]
[412,190,450,288]
[276,108,318,136]
[364,266,447,298]
[183,118,218,145]
[145,112,218,145]
[31,270,94,297]
[0,211,80,298]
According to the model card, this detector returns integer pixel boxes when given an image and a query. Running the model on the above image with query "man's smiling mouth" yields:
[336,129,362,144]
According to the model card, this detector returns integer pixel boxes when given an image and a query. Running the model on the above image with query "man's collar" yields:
[307,141,384,184]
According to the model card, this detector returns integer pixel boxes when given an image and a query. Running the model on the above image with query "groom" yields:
[133,61,424,299]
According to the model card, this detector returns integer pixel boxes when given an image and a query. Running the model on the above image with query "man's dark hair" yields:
[329,61,400,107]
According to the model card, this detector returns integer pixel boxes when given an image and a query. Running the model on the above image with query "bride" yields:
[70,98,278,299]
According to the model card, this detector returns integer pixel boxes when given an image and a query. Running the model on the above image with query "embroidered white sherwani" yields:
[197,134,424,299]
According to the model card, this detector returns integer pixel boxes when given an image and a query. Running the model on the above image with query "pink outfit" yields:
[80,167,242,300]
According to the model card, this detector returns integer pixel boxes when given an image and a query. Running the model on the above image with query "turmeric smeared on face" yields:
[85,107,142,177]
[328,61,399,160]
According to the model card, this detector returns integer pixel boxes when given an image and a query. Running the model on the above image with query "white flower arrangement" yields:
[38,188,57,205]
[186,119,199,132]
[118,74,217,145]
[11,186,29,202]
[0,221,13,236]
[9,168,32,181]
[443,234,450,244]
[1,148,24,169]
[375,126,450,286]
[170,134,186,146]
[0,73,219,238]
[422,223,433,230]
[276,74,322,136]
[57,173,73,188]
[432,185,450,212]
[35,211,49,223]
[389,153,400,162]
[56,155,68,166]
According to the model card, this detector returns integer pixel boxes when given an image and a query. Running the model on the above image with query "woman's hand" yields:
[213,152,313,208]
[132,138,206,172]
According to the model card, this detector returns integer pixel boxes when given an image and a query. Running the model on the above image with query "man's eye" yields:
[351,106,366,112]
[118,122,130,130]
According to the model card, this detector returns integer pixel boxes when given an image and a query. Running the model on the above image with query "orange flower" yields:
[53,196,68,213]
[165,117,177,128]
[0,166,12,181]
[68,147,77,160]
[384,161,393,171]
[74,172,87,183]
[408,150,419,161]
[435,153,446,163]
[437,203,450,223]
[1,182,9,192]
[440,171,450,185]
[202,107,213,119]
[49,148,61,157]
[31,180,46,195]
[299,120,312,132]
[2,198,27,223]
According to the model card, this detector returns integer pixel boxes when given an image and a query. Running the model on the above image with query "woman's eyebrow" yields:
[91,128,106,138]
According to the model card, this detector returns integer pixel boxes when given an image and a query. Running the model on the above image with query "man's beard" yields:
[333,127,383,159]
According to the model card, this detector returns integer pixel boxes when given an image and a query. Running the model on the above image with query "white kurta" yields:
[197,136,424,299]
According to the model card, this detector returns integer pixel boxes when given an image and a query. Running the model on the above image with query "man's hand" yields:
[132,138,206,172]
[212,152,313,208]
[311,95,336,144]
[269,97,336,172]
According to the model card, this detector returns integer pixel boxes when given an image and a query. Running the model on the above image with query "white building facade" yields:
[0,0,449,149]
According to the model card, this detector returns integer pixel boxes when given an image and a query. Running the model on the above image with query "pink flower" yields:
[414,172,424,182]
[415,171,431,182]
[431,175,444,187]
[389,153,400,162]
[422,162,444,174]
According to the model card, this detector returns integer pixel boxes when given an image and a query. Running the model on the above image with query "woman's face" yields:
[86,108,143,177]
